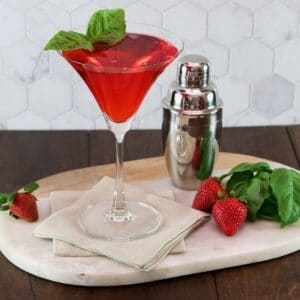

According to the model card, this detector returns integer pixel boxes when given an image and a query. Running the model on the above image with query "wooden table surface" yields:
[0,126,300,300]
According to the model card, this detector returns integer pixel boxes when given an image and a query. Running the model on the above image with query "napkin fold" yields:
[51,189,186,256]
[34,176,209,271]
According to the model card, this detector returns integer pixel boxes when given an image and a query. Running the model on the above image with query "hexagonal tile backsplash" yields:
[1,0,300,130]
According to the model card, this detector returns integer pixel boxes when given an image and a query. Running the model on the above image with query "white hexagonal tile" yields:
[275,39,300,82]
[26,1,70,47]
[292,82,300,110]
[270,109,300,125]
[233,0,272,10]
[251,75,294,119]
[5,39,49,84]
[227,109,270,127]
[49,51,77,82]
[52,110,94,129]
[73,80,102,120]
[126,2,161,26]
[157,52,183,89]
[95,115,107,129]
[28,77,72,120]
[139,109,163,129]
[3,0,43,11]
[208,2,252,47]
[0,3,25,48]
[190,0,226,11]
[163,2,206,43]
[0,50,4,76]
[254,1,297,47]
[230,39,273,82]
[71,2,99,29]
[96,0,136,9]
[0,121,6,129]
[215,76,250,118]
[282,0,300,10]
[48,0,88,12]
[0,79,27,120]
[135,83,162,121]
[186,39,229,78]
[7,111,50,130]
[140,0,182,11]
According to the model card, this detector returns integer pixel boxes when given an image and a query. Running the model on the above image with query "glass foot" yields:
[78,201,161,241]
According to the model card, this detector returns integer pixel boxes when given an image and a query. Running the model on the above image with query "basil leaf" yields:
[24,182,39,193]
[218,162,272,181]
[257,196,280,222]
[240,176,271,221]
[86,9,126,45]
[227,171,253,198]
[270,168,300,226]
[44,31,93,51]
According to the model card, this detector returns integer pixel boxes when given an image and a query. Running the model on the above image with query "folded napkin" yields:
[34,176,209,271]
[51,188,186,256]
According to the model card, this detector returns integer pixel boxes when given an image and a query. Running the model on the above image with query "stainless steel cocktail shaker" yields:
[162,55,223,190]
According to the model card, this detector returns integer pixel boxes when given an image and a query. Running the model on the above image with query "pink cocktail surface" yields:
[63,33,178,123]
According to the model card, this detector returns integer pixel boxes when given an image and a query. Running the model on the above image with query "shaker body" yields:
[163,107,222,189]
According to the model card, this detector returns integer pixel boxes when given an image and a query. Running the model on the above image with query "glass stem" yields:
[112,138,127,215]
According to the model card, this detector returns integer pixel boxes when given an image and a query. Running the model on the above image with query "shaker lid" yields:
[177,55,210,88]
[163,54,222,114]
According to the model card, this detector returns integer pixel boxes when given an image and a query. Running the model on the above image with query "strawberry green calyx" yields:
[23,182,39,194]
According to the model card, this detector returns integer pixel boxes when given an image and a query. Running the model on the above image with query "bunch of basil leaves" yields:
[217,162,300,226]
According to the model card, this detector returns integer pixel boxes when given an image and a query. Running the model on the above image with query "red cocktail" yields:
[62,24,183,241]
[63,33,178,123]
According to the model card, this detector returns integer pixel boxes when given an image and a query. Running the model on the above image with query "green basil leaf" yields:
[227,170,253,198]
[240,176,271,221]
[257,196,280,222]
[24,182,39,193]
[218,162,272,181]
[44,31,93,51]
[270,168,300,226]
[86,8,126,45]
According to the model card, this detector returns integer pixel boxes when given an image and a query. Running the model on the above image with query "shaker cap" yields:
[177,55,210,88]
[163,54,222,114]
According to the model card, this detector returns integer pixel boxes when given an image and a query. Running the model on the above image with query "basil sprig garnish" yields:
[44,8,126,51]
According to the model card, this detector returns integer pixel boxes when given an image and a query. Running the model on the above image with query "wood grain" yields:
[0,131,90,185]
[34,152,268,197]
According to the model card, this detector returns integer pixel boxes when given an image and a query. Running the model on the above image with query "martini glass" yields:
[61,24,183,241]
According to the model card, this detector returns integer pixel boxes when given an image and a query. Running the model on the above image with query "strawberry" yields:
[10,193,38,222]
[192,177,228,212]
[212,198,247,236]
[0,182,39,222]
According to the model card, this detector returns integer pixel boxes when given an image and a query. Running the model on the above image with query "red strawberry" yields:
[192,177,228,212]
[212,198,247,236]
[10,193,38,222]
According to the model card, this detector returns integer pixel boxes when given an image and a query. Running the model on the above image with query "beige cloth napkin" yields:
[51,189,186,256]
[34,176,209,271]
